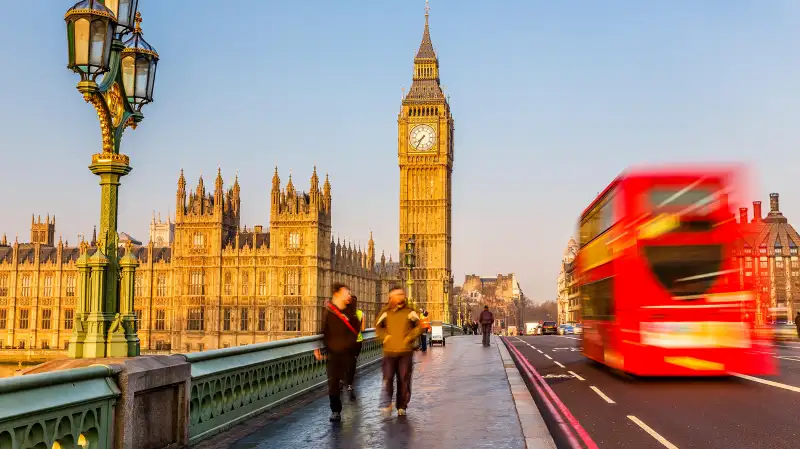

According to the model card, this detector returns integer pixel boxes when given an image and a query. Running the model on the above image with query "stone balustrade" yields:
[0,324,463,449]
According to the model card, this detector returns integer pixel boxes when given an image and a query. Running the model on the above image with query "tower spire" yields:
[416,0,436,60]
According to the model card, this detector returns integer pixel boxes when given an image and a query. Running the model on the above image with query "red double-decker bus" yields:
[575,166,774,376]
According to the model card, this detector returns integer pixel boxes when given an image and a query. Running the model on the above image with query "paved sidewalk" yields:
[205,335,547,449]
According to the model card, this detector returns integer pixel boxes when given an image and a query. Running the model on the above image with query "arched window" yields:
[288,232,300,250]
[157,274,168,296]
[285,270,300,296]
[224,272,233,296]
[190,271,204,295]
[134,276,144,297]
[258,272,267,296]
[21,275,31,297]
[241,272,249,295]
[193,232,204,248]
[43,275,53,297]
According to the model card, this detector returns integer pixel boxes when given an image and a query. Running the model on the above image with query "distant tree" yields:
[523,300,558,322]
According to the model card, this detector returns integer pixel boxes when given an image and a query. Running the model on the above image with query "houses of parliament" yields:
[0,169,401,353]
[0,6,455,353]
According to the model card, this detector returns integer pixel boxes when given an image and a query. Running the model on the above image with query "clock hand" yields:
[417,136,425,147]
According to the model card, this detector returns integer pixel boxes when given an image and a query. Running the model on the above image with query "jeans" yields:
[482,324,492,346]
[420,332,428,351]
[381,354,414,410]
[327,351,349,412]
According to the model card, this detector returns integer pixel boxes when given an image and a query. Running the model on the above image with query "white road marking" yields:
[776,356,800,362]
[627,415,680,449]
[560,336,581,340]
[544,354,553,360]
[537,349,544,354]
[568,371,585,381]
[554,361,566,368]
[733,373,800,393]
[590,386,615,404]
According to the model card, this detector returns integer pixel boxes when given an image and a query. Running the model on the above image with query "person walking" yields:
[795,312,800,339]
[419,309,431,353]
[375,286,422,417]
[479,305,495,347]
[314,282,359,422]
[343,295,366,400]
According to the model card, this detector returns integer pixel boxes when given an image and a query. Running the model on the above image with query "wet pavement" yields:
[227,335,527,449]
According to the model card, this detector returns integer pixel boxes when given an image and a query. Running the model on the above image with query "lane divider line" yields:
[545,354,553,360]
[733,373,800,393]
[627,415,680,449]
[589,386,615,404]
[504,338,599,449]
[568,371,585,381]
[537,349,544,354]
[555,361,566,368]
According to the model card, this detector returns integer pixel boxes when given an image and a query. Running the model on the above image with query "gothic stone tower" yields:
[31,214,56,246]
[270,167,333,334]
[173,168,241,344]
[398,4,454,321]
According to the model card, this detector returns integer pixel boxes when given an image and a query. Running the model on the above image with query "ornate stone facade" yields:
[735,194,800,323]
[556,238,578,325]
[398,7,455,322]
[149,212,174,247]
[460,274,521,328]
[0,168,399,353]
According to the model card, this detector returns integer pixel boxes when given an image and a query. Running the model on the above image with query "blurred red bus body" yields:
[575,166,775,376]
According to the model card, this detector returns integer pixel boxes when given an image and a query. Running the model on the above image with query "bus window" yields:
[649,187,717,211]
[581,277,614,319]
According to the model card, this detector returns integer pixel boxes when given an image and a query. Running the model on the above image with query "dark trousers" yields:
[420,332,428,351]
[345,342,363,386]
[482,324,492,346]
[327,351,349,412]
[381,354,414,410]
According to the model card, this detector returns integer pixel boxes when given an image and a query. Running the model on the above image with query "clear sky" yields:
[1,1,799,303]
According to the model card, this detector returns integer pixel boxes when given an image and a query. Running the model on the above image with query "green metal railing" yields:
[185,329,382,445]
[0,365,120,449]
[0,325,464,448]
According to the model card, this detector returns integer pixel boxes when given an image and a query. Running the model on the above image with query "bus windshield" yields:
[649,186,718,212]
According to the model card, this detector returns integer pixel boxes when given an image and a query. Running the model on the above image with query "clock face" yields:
[409,124,437,151]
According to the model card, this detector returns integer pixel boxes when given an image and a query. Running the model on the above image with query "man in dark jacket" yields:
[315,282,359,422]
[375,286,422,417]
[795,312,800,339]
[479,306,494,346]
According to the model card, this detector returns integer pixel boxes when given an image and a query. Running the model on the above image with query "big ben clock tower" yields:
[398,1,454,322]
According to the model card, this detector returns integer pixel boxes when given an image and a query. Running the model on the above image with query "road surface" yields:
[509,334,800,449]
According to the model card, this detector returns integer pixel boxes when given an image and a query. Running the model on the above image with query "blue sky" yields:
[1,1,800,302]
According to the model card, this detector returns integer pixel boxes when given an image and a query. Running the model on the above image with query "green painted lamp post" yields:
[64,0,159,358]
[404,236,416,310]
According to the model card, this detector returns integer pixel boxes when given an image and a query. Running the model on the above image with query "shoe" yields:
[397,408,407,416]
[330,412,341,422]
[380,407,393,417]
[348,386,356,400]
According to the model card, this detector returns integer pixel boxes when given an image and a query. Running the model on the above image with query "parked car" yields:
[541,321,558,335]
[572,323,583,335]
[558,324,574,335]
[770,322,798,341]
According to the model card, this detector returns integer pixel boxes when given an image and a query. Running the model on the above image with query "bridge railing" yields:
[184,329,382,445]
[0,365,120,449]
[0,324,465,449]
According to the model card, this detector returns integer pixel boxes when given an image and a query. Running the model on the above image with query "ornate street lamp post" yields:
[64,0,159,358]
[404,236,416,310]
